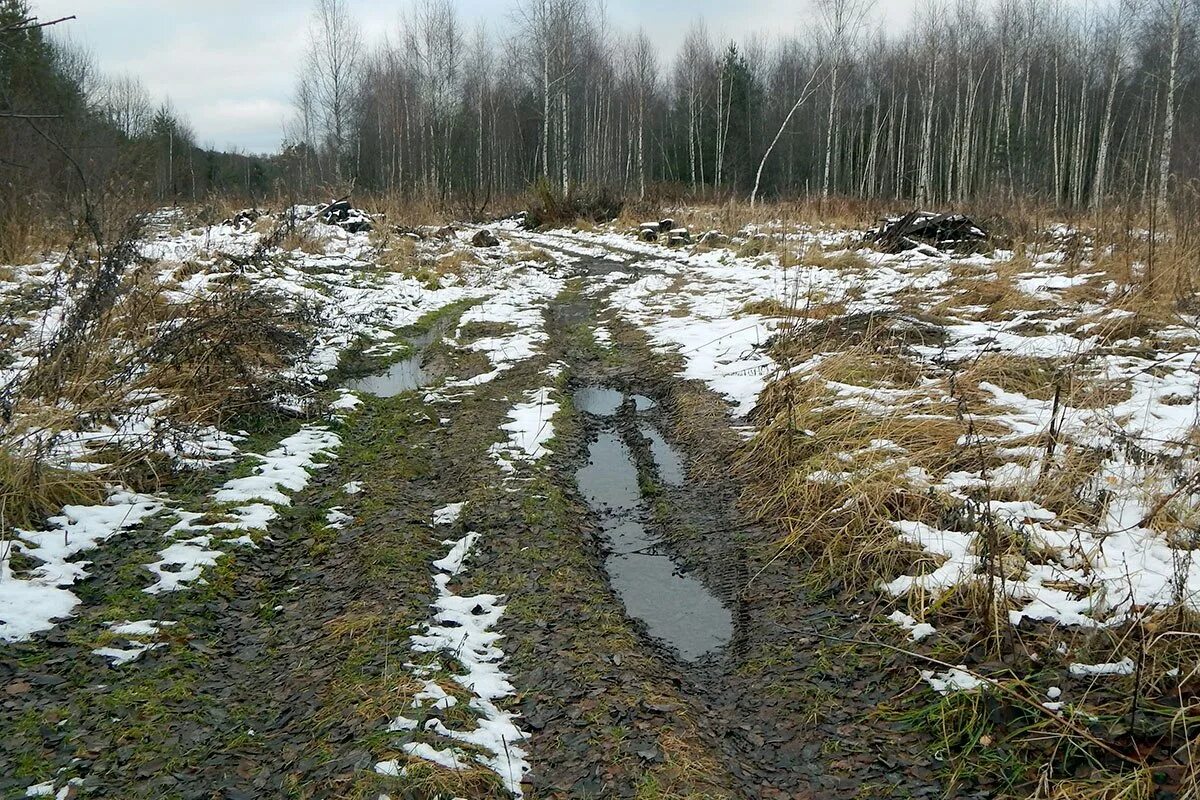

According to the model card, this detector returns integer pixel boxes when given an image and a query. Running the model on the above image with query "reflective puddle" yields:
[345,325,445,397]
[346,356,426,397]
[574,386,624,417]
[632,395,656,412]
[575,390,731,661]
[639,425,685,487]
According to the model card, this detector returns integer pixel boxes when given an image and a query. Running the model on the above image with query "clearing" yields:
[2,204,1199,799]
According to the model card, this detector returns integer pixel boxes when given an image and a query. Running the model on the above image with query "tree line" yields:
[289,0,1198,217]
[1,0,1197,236]
[0,0,273,246]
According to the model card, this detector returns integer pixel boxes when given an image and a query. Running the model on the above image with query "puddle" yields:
[632,395,656,412]
[346,356,427,397]
[576,422,732,661]
[574,386,624,417]
[640,425,685,487]
[346,323,448,397]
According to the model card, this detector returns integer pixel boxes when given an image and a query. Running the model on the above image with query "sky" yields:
[33,0,928,155]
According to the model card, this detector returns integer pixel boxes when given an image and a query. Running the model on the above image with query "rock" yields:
[657,218,676,232]
[668,227,691,244]
[471,229,500,248]
[638,228,658,243]
[698,230,727,246]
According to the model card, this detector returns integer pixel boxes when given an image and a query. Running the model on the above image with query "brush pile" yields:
[866,210,988,254]
[522,181,624,230]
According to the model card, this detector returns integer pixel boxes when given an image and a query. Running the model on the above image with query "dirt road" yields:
[2,231,964,799]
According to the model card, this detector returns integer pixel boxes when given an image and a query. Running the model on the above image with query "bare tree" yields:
[1156,0,1186,215]
[816,0,874,198]
[624,30,657,200]
[752,57,822,206]
[304,0,363,182]
[269,0,1200,219]
[99,74,152,139]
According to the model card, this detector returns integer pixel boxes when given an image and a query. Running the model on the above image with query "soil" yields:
[1,236,977,799]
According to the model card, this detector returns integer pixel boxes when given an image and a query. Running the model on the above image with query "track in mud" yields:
[573,384,733,662]
[515,236,968,800]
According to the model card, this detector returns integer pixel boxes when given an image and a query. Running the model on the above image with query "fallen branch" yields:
[1,15,75,33]
[750,66,825,208]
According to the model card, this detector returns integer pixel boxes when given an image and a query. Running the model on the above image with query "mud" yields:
[520,239,971,800]
[4,235,976,800]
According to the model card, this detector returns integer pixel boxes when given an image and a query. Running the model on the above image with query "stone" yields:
[471,229,500,248]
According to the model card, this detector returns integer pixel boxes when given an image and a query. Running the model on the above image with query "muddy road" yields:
[1,232,962,799]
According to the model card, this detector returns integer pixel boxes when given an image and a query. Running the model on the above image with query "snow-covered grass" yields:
[0,205,552,646]
[489,386,560,475]
[570,222,1200,625]
[519,212,1200,789]
[376,501,530,796]
[531,220,1200,690]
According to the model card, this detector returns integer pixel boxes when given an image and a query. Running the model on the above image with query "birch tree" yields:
[304,0,363,181]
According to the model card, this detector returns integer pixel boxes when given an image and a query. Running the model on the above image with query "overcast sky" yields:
[34,0,930,155]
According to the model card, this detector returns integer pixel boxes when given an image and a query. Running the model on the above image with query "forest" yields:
[287,0,1198,218]
[1,0,1198,231]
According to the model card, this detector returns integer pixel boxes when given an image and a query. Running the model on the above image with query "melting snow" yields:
[379,503,530,795]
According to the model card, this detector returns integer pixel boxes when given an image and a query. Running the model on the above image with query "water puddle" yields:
[640,424,685,487]
[346,324,447,397]
[574,386,624,417]
[632,395,656,412]
[346,356,426,397]
[575,396,732,661]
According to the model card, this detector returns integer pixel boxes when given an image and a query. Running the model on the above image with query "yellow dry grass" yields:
[0,450,105,531]
[737,350,982,586]
[278,227,327,255]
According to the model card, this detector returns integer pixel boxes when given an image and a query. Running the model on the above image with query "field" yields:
[1,199,1199,799]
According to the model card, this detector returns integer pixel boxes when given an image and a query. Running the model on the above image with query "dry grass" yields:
[958,353,1061,402]
[616,197,881,239]
[737,350,978,586]
[1032,771,1155,800]
[370,231,484,288]
[636,726,734,799]
[934,257,1059,319]
[437,248,481,273]
[1,215,318,526]
[800,243,873,272]
[0,450,105,531]
[740,297,845,320]
[0,209,68,265]
[362,193,447,228]
[278,226,327,255]
[374,236,419,273]
[506,242,555,264]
